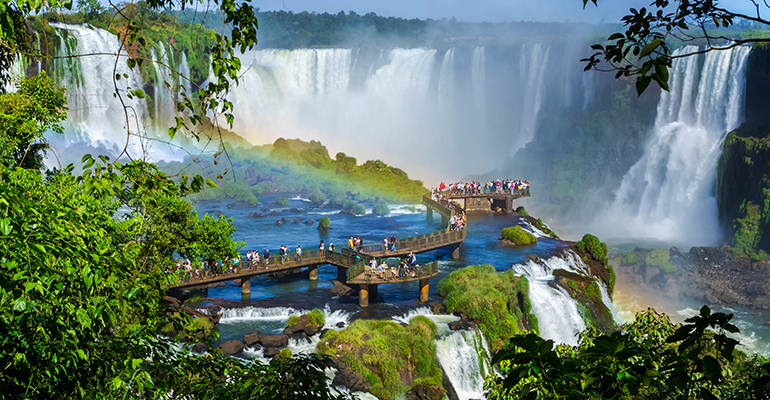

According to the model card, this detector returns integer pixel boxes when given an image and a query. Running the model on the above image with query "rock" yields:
[248,212,262,218]
[754,297,770,309]
[332,361,371,393]
[448,320,476,331]
[269,211,281,217]
[406,383,445,400]
[192,341,208,353]
[664,280,679,298]
[258,334,289,348]
[747,281,770,296]
[163,295,181,309]
[304,220,314,225]
[209,209,224,216]
[217,340,244,355]
[719,289,740,304]
[336,321,345,328]
[290,208,305,213]
[330,280,354,297]
[284,315,309,335]
[644,266,660,283]
[294,217,304,222]
[243,330,260,347]
[276,220,284,226]
[263,347,281,358]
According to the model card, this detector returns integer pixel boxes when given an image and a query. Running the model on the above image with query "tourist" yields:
[296,245,302,261]
[330,243,335,252]
[390,234,397,251]
[319,240,325,257]
[348,237,354,249]
[264,249,270,268]
[254,251,260,267]
[369,258,378,280]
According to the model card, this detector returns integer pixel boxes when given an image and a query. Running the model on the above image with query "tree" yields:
[581,0,770,94]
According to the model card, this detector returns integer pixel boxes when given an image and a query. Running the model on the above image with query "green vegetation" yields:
[342,202,366,216]
[622,250,640,264]
[486,306,770,400]
[516,206,530,216]
[645,248,677,274]
[576,233,616,294]
[279,348,293,359]
[437,265,535,351]
[317,318,442,399]
[372,204,390,215]
[318,216,331,229]
[501,226,537,245]
[276,197,289,207]
[165,138,427,208]
[567,279,578,291]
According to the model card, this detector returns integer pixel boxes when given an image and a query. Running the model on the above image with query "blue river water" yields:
[192,194,563,345]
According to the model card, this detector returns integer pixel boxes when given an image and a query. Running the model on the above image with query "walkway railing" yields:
[347,261,439,283]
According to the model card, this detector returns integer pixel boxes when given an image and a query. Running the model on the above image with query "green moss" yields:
[567,280,578,291]
[318,216,330,229]
[287,315,299,327]
[308,308,325,325]
[585,280,602,303]
[645,248,676,273]
[372,204,390,215]
[437,265,536,350]
[343,202,366,216]
[516,206,530,216]
[501,226,537,245]
[276,197,289,207]
[317,319,442,399]
[576,233,616,295]
[279,348,293,359]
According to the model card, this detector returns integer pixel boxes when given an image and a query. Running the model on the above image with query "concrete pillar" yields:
[427,207,433,220]
[505,197,513,214]
[441,215,448,226]
[241,278,251,294]
[451,243,461,259]
[338,266,347,281]
[309,266,318,281]
[359,284,369,307]
[419,278,429,302]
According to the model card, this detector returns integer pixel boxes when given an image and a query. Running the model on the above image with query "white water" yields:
[595,45,750,247]
[511,43,551,156]
[392,306,460,336]
[438,48,456,110]
[511,251,596,345]
[435,330,491,400]
[472,47,486,127]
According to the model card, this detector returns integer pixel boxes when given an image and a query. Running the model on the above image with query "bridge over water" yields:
[168,194,466,307]
[441,189,531,213]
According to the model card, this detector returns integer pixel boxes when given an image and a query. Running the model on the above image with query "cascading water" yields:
[437,48,456,109]
[511,251,607,345]
[511,43,550,156]
[596,45,750,247]
[435,330,491,400]
[471,46,486,129]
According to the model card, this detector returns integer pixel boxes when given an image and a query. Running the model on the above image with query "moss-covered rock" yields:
[318,216,330,229]
[436,264,536,351]
[574,234,616,295]
[317,318,442,399]
[372,204,390,215]
[552,270,615,332]
[501,226,537,245]
[645,248,677,274]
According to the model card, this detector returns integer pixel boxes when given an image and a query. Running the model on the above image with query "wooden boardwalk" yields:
[168,194,466,306]
[442,189,530,213]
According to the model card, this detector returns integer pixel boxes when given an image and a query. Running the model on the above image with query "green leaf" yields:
[0,218,12,235]
[639,39,662,58]
[76,309,91,328]
[13,298,26,311]
[206,178,217,188]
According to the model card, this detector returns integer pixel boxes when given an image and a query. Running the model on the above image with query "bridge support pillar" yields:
[505,197,513,214]
[451,243,461,260]
[337,266,346,281]
[241,278,251,296]
[419,278,429,302]
[359,284,369,307]
[309,266,318,281]
[427,208,433,221]
[441,215,448,226]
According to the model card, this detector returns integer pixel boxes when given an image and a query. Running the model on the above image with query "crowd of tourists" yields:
[431,179,530,196]
[172,256,243,281]
[365,251,422,281]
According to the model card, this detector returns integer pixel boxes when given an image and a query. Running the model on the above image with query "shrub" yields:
[372,204,390,215]
[287,315,299,327]
[279,348,293,359]
[501,226,537,245]
[307,189,327,204]
[515,206,529,216]
[576,234,608,263]
[276,197,289,207]
[645,248,676,273]
[342,202,365,216]
[318,217,330,229]
[622,251,640,264]
[308,308,325,325]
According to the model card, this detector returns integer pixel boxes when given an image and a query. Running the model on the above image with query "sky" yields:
[253,0,756,23]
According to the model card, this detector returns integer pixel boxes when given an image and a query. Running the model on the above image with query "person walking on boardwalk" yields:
[390,234,397,251]
[279,245,287,264]
[369,258,378,280]
[319,240,325,257]
[296,245,302,261]
[264,249,270,268]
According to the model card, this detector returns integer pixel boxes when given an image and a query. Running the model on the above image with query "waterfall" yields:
[597,45,750,247]
[511,251,594,346]
[582,69,594,110]
[511,43,550,156]
[437,48,455,109]
[471,46,486,128]
[435,330,491,400]
[47,23,152,159]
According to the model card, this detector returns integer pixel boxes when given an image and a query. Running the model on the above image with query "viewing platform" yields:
[167,194,465,307]
[443,189,530,214]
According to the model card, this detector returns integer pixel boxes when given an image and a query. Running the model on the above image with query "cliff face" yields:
[717,44,770,258]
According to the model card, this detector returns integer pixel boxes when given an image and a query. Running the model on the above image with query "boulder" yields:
[284,315,309,335]
[263,347,281,358]
[719,289,740,304]
[304,220,314,225]
[192,341,208,353]
[336,322,346,328]
[243,330,260,347]
[747,281,770,296]
[258,334,289,348]
[217,340,244,355]
[644,266,660,283]
[448,320,476,331]
[269,211,281,217]
[406,384,445,400]
[276,220,284,226]
[330,280,354,297]
[332,361,371,393]
[248,212,262,218]
[754,297,770,309]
